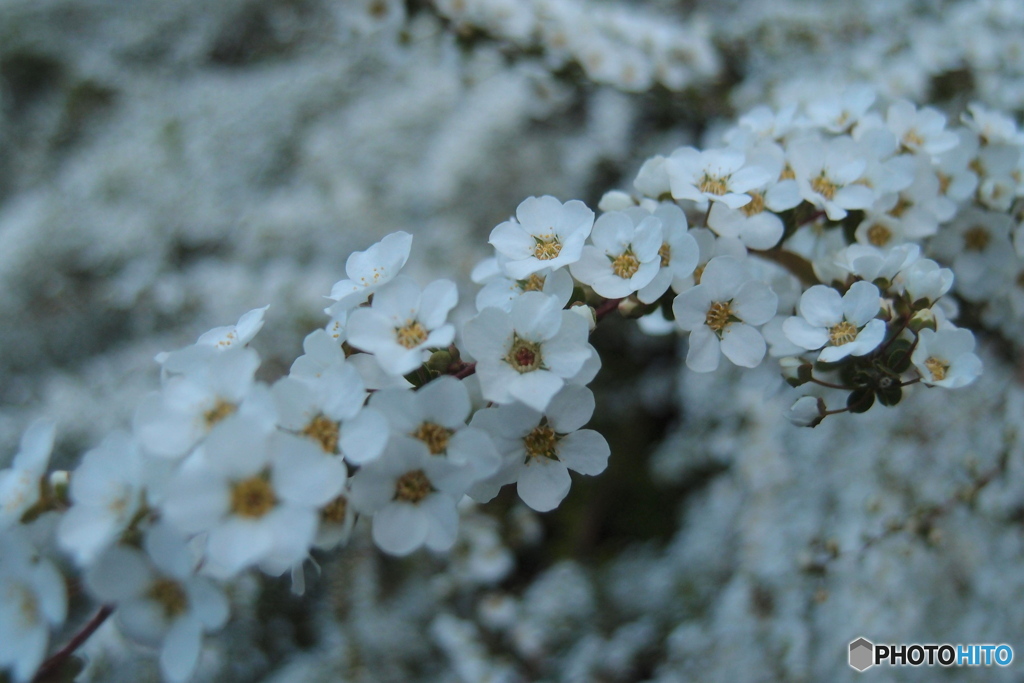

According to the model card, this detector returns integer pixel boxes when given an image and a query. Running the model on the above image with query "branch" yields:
[33,605,114,683]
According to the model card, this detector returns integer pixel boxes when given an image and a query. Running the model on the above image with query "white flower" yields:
[273,363,387,465]
[896,258,954,303]
[0,528,66,683]
[86,525,228,683]
[569,210,663,298]
[0,419,55,531]
[707,143,802,250]
[634,203,699,303]
[328,231,414,311]
[834,243,920,283]
[911,328,982,388]
[929,207,1016,301]
[346,275,458,376]
[789,137,875,220]
[475,265,574,313]
[161,419,345,577]
[671,256,777,372]
[633,155,671,199]
[782,281,886,363]
[462,292,594,412]
[666,147,772,210]
[348,436,462,556]
[57,431,143,566]
[805,85,875,133]
[369,376,500,494]
[467,385,609,512]
[488,196,595,280]
[133,347,262,459]
[886,100,959,156]
[961,102,1024,145]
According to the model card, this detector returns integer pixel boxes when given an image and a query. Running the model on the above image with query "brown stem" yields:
[594,297,623,322]
[451,362,477,380]
[809,376,850,391]
[33,605,114,683]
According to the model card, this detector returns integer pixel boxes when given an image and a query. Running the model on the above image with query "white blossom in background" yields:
[885,100,959,156]
[0,528,66,683]
[570,210,663,298]
[346,275,458,376]
[463,291,593,412]
[489,195,595,279]
[86,524,228,683]
[672,256,777,372]
[0,420,55,531]
[782,281,886,363]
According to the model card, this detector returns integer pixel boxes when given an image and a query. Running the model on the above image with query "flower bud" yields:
[780,357,813,387]
[786,396,826,427]
[597,190,635,212]
[908,308,937,333]
[568,303,597,332]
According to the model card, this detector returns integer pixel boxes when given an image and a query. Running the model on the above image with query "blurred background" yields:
[2,0,1023,680]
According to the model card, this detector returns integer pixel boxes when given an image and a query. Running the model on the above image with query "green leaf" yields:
[847,388,874,413]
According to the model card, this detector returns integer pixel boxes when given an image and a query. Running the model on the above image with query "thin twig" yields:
[33,605,115,683]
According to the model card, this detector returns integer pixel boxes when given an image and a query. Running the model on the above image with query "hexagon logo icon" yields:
[849,637,874,672]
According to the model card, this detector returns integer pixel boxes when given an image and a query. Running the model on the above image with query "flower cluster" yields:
[429,0,720,92]
[3,82,1017,683]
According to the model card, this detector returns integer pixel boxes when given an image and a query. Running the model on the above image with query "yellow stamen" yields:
[147,578,188,619]
[395,320,428,349]
[303,415,340,453]
[231,475,277,518]
[524,424,559,461]
[828,321,858,346]
[611,250,641,279]
[925,356,949,381]
[533,235,562,261]
[411,422,453,455]
[704,301,732,332]
[395,470,432,503]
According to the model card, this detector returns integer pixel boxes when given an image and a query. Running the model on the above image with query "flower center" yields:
[411,421,453,455]
[147,578,188,620]
[810,174,838,200]
[902,129,925,148]
[231,474,277,519]
[394,469,433,503]
[704,301,733,332]
[303,414,340,453]
[505,336,543,373]
[740,191,766,217]
[828,321,858,346]
[937,172,952,195]
[692,264,705,285]
[320,495,348,524]
[866,223,892,247]
[890,196,912,218]
[8,584,39,628]
[698,173,728,196]
[924,356,950,381]
[779,165,796,181]
[658,242,671,267]
[520,273,546,292]
[611,250,641,279]
[524,424,559,461]
[395,320,428,349]
[963,225,990,251]
[533,235,562,261]
[204,399,237,428]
